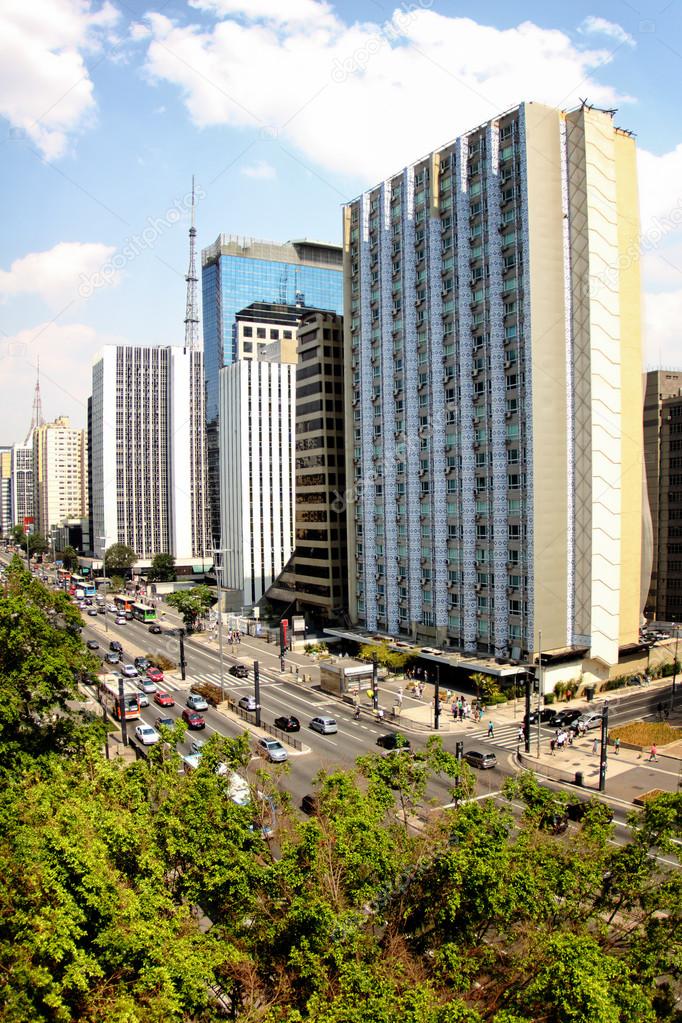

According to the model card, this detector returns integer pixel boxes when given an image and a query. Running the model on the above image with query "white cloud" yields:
[579,16,635,48]
[0,0,119,158]
[643,290,682,369]
[0,241,118,310]
[129,20,151,41]
[241,159,276,179]
[144,5,632,182]
[189,0,334,26]
[0,320,127,438]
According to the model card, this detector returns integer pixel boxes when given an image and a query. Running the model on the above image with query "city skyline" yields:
[2,0,682,440]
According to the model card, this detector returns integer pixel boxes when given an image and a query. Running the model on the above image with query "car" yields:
[86,640,99,650]
[137,677,158,694]
[464,750,498,770]
[109,640,123,652]
[106,603,117,613]
[155,716,174,729]
[376,732,411,751]
[540,810,569,835]
[147,666,164,683]
[256,737,289,763]
[115,616,127,625]
[309,716,338,735]
[300,794,319,816]
[153,691,174,707]
[136,691,149,708]
[134,657,151,671]
[149,623,162,634]
[104,652,120,665]
[134,724,160,746]
[190,738,205,755]
[87,608,98,617]
[120,664,138,678]
[570,712,603,733]
[526,707,558,725]
[97,606,106,614]
[238,695,258,713]
[549,708,582,729]
[229,664,249,678]
[124,611,134,620]
[187,693,209,711]
[182,708,206,729]
[273,715,300,732]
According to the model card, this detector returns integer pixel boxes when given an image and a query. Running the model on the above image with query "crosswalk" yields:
[466,722,547,751]
[168,670,251,692]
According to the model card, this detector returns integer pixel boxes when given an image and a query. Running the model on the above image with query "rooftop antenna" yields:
[184,175,200,351]
[24,357,44,444]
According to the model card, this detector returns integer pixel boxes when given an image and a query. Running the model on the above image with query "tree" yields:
[165,586,214,633]
[60,545,79,572]
[28,532,49,556]
[10,525,27,547]
[104,543,138,574]
[148,553,177,582]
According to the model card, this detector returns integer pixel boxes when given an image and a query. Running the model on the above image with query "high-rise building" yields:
[344,101,643,670]
[202,235,343,541]
[33,417,87,536]
[11,442,33,528]
[643,369,682,621]
[0,447,12,535]
[234,301,300,362]
[90,345,210,567]
[266,309,348,621]
[218,340,297,608]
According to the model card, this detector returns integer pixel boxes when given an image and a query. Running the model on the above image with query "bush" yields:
[544,693,555,704]
[660,660,680,677]
[489,692,507,705]
[150,653,177,672]
[609,721,681,747]
[604,676,628,692]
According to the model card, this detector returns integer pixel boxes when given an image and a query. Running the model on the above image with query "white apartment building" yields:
[219,347,296,608]
[0,447,11,535]
[344,101,643,672]
[90,345,210,567]
[33,417,87,535]
[11,442,33,528]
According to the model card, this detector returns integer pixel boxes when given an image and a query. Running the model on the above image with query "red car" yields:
[182,708,206,730]
[154,691,175,708]
[147,666,164,683]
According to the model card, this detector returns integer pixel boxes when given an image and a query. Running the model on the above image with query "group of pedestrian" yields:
[549,729,573,755]
[227,630,241,645]
[451,697,472,722]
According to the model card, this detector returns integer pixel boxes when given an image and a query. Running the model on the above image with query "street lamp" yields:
[671,624,679,715]
[98,537,109,633]
[212,547,229,702]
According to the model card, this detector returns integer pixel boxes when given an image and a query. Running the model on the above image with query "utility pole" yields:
[118,676,128,747]
[524,669,531,754]
[213,547,226,701]
[671,625,679,714]
[598,700,609,792]
[434,663,441,730]
[254,660,261,728]
[372,654,379,711]
[179,629,187,681]
[536,630,542,758]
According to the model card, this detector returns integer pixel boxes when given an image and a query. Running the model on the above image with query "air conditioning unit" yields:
[506,585,515,595]
[504,360,512,369]
[475,582,482,592]
[421,577,429,586]
[505,410,512,419]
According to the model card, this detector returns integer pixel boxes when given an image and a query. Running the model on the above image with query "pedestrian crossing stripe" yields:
[466,724,549,751]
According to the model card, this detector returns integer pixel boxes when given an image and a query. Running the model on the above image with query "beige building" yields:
[344,101,643,671]
[33,416,87,536]
[234,302,299,362]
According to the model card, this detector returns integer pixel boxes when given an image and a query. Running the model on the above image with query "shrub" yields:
[609,720,681,747]
[150,653,177,672]
[604,676,628,692]
[489,692,507,705]
[544,693,555,705]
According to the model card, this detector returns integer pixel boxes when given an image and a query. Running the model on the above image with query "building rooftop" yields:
[202,235,342,269]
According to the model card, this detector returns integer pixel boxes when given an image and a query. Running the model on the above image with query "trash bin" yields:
[585,686,595,703]
[575,771,583,787]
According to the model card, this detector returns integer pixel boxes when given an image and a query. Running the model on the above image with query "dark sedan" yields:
[274,715,300,732]
[549,708,582,729]
[376,732,411,751]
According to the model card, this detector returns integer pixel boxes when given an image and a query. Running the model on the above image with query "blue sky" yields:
[1,0,681,439]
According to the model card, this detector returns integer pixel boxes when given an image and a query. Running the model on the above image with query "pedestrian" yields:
[549,738,556,756]
[614,737,620,755]
[487,720,494,739]
[517,726,524,745]
[648,743,658,762]
[664,706,670,722]
[397,688,403,706]
[377,707,384,722]
[591,737,598,755]
[452,702,458,720]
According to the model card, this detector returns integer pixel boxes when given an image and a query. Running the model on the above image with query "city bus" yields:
[132,602,157,623]
[56,568,71,587]
[114,595,133,613]
[99,676,140,721]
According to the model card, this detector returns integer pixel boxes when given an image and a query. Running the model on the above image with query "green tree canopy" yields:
[148,552,177,582]
[60,545,79,572]
[104,543,138,573]
[165,586,214,633]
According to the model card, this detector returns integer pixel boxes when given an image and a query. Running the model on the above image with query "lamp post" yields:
[598,700,609,793]
[212,547,228,702]
[98,537,109,633]
[671,625,679,715]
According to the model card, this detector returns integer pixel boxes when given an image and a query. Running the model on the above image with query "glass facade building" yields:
[201,236,343,543]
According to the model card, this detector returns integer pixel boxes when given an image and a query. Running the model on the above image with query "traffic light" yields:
[455,740,464,761]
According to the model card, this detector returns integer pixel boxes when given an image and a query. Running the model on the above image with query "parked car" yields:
[153,691,174,707]
[526,707,557,725]
[376,732,411,751]
[136,677,158,694]
[570,712,603,733]
[309,716,338,735]
[134,657,151,671]
[238,695,257,713]
[182,708,206,730]
[300,794,319,816]
[149,623,162,634]
[155,716,174,729]
[464,750,497,770]
[256,737,288,763]
[134,724,160,746]
[187,693,209,712]
[273,715,300,732]
[147,666,164,683]
[104,652,120,665]
[86,640,99,650]
[120,664,138,678]
[229,664,249,678]
[549,708,582,729]
[109,640,123,652]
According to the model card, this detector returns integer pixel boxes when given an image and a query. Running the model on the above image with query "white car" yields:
[309,716,338,735]
[134,724,160,746]
[187,693,209,711]
[121,664,138,678]
[107,603,117,612]
[115,616,127,625]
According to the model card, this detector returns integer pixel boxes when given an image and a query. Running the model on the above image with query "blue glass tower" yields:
[201,236,343,543]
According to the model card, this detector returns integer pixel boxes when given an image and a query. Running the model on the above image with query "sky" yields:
[1,0,682,440]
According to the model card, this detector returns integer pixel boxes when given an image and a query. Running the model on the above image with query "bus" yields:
[132,602,157,623]
[69,575,96,598]
[99,676,140,721]
[57,568,71,587]
[114,595,133,613]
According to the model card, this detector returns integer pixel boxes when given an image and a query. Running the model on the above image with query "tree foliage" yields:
[104,543,138,573]
[60,545,79,571]
[148,552,177,581]
[165,586,214,633]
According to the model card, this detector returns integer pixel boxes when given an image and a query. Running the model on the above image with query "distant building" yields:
[218,340,297,608]
[266,309,348,621]
[202,235,343,542]
[11,442,33,529]
[33,416,87,536]
[234,301,300,362]
[90,345,210,570]
[644,369,682,621]
[0,447,12,536]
